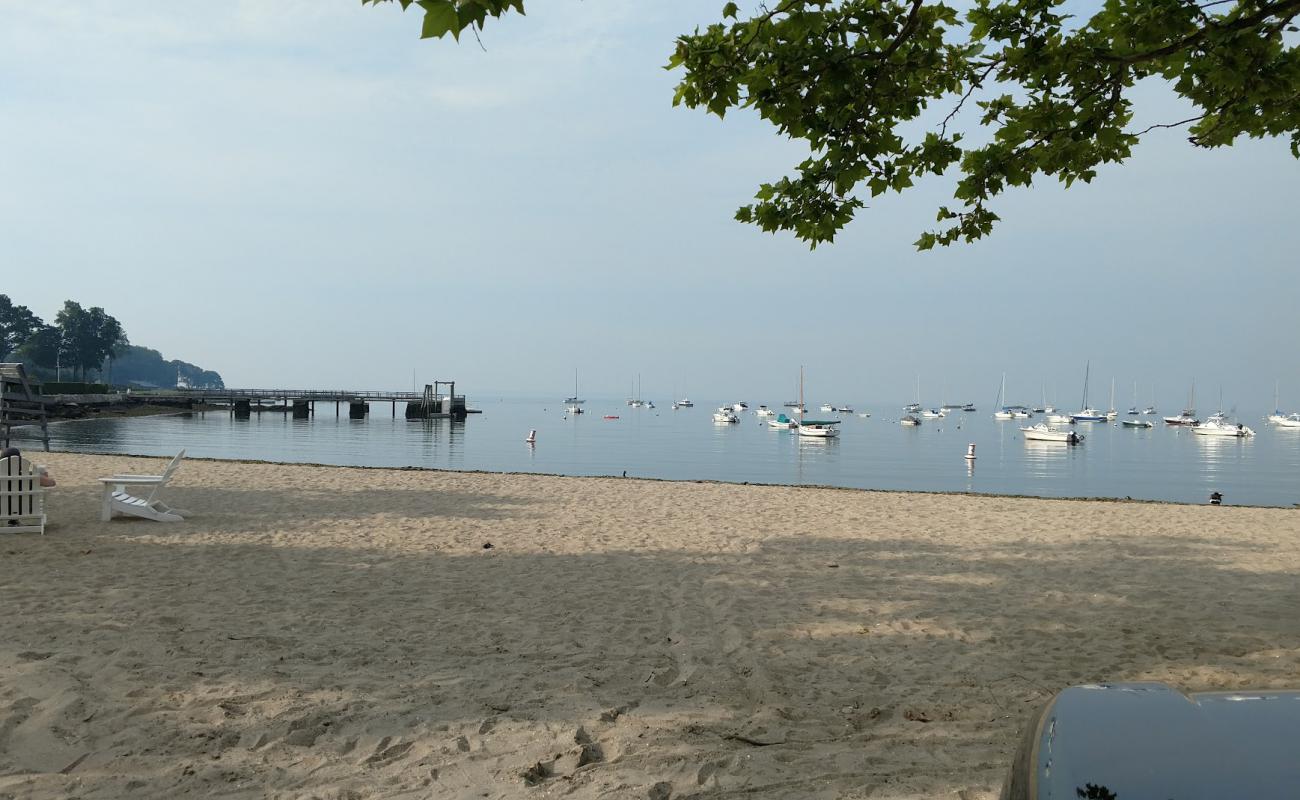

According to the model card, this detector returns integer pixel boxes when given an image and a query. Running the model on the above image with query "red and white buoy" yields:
[525,429,536,444]
[964,443,976,461]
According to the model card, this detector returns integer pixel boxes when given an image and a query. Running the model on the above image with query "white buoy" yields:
[964,443,976,460]
[525,429,536,444]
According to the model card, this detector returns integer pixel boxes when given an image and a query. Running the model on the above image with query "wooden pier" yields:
[129,382,475,420]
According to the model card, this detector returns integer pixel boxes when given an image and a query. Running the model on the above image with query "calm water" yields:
[14,398,1300,507]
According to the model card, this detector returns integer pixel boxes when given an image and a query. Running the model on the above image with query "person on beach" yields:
[0,447,56,487]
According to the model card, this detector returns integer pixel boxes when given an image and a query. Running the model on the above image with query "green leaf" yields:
[417,0,460,40]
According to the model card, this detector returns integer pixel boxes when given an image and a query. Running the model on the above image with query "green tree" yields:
[54,301,128,381]
[11,325,62,373]
[372,0,1300,248]
[0,295,43,361]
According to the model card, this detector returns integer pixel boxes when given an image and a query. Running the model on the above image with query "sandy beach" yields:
[2,452,1298,799]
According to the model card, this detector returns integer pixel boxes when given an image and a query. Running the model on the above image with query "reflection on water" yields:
[11,401,1300,506]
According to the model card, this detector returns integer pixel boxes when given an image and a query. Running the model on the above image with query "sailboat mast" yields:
[1081,361,1090,409]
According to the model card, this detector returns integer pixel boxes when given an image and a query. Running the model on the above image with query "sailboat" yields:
[904,375,922,414]
[1163,380,1199,425]
[1126,381,1140,415]
[627,375,652,408]
[1268,380,1290,424]
[993,372,1031,419]
[1105,378,1118,420]
[565,370,584,415]
[1071,362,1107,422]
[797,367,841,438]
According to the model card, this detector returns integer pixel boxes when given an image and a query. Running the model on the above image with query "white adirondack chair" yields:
[1,455,46,534]
[98,450,191,523]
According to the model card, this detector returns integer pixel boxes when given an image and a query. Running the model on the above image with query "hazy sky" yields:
[2,2,1296,409]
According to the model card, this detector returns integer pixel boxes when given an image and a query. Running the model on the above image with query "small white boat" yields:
[676,398,694,408]
[1121,418,1154,429]
[857,411,872,418]
[713,407,739,423]
[1142,406,1157,415]
[755,405,775,417]
[921,408,946,418]
[768,413,798,429]
[835,405,854,414]
[798,419,841,438]
[1164,410,1199,425]
[819,403,834,413]
[1277,413,1300,428]
[731,402,748,412]
[903,402,922,414]
[1021,423,1083,444]
[900,414,921,426]
[1191,418,1254,437]
[1046,413,1074,425]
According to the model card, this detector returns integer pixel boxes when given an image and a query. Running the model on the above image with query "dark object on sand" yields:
[1210,491,1223,505]
[1001,683,1300,799]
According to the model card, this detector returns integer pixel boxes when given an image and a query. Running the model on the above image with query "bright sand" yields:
[2,452,1299,799]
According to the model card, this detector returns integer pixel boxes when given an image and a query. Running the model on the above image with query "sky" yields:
[2,1,1296,409]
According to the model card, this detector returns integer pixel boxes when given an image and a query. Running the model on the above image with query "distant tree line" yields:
[0,295,224,388]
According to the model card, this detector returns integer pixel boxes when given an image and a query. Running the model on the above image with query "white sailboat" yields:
[1268,380,1290,424]
[1105,378,1118,420]
[903,375,922,414]
[797,368,841,438]
[564,369,585,415]
[993,372,1032,419]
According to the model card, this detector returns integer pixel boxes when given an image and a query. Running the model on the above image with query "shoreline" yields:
[4,452,1299,798]
[19,446,1299,509]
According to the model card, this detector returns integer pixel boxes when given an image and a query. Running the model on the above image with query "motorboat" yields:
[731,402,748,412]
[961,403,977,412]
[1021,423,1083,444]
[1277,413,1300,428]
[783,400,803,409]
[768,413,798,429]
[900,414,921,426]
[1121,418,1154,428]
[820,403,835,413]
[755,405,775,417]
[1192,418,1255,437]
[921,408,946,418]
[858,411,872,418]
[903,402,922,413]
[676,398,694,408]
[1142,406,1157,415]
[835,405,854,413]
[713,407,739,423]
[1046,412,1074,425]
[798,419,841,438]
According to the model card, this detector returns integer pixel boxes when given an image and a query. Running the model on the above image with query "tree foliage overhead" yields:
[373,0,1300,248]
